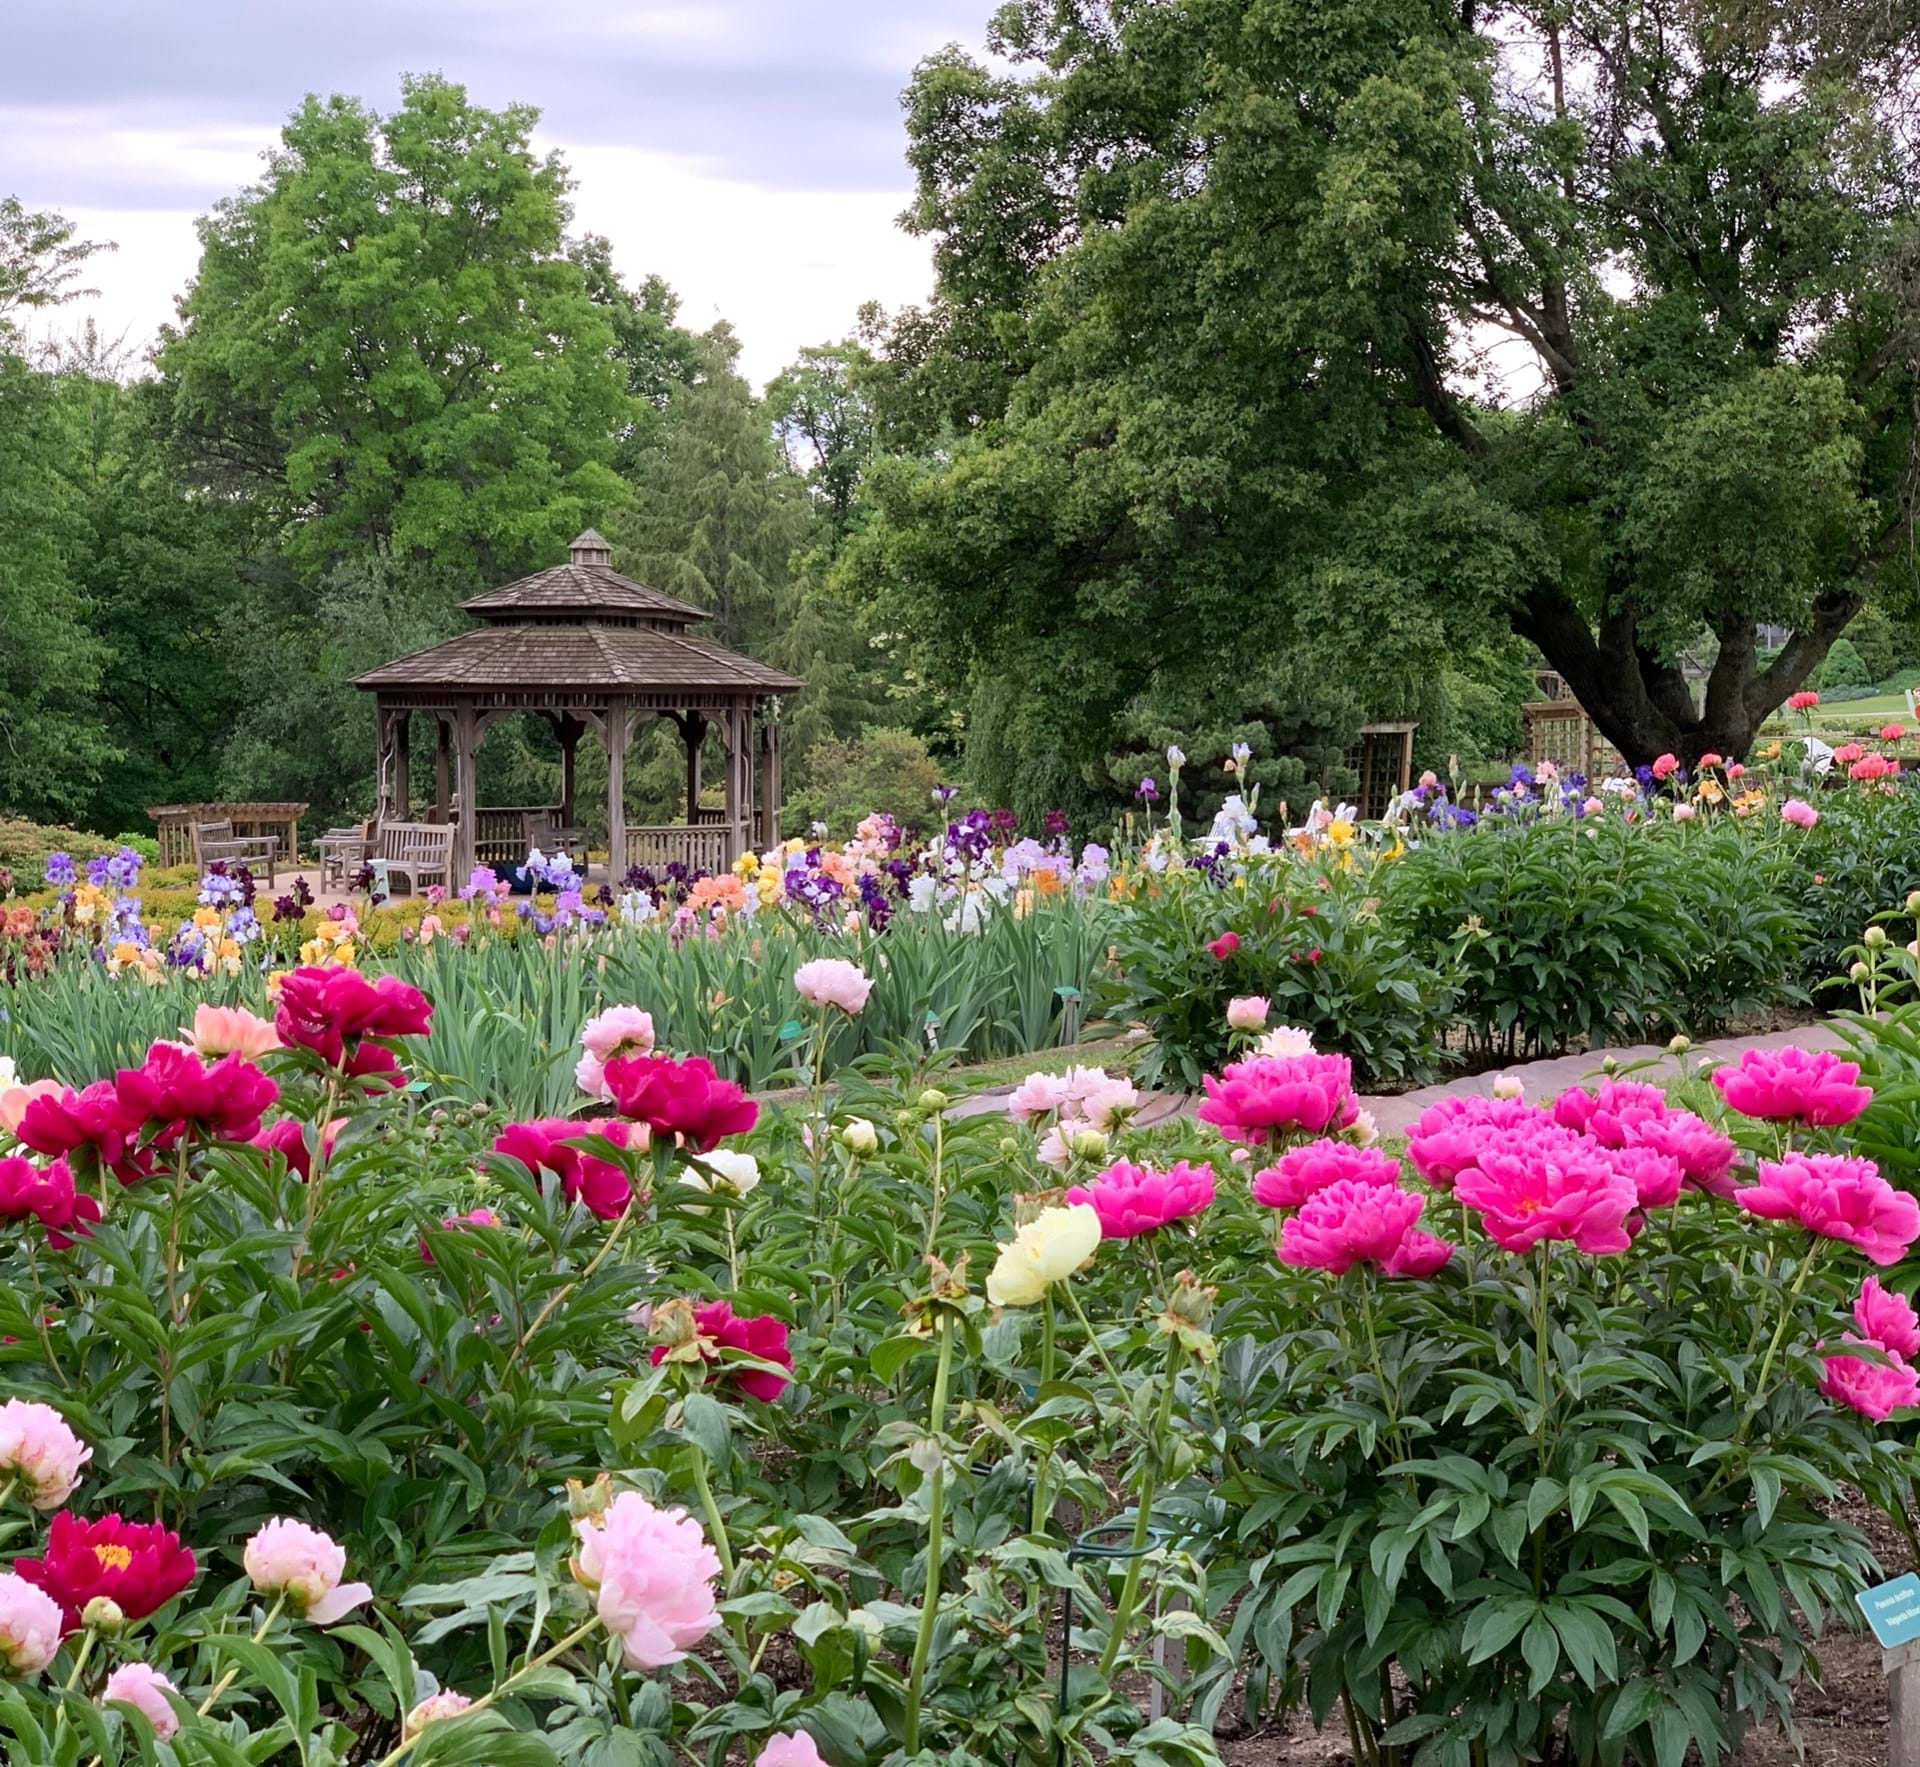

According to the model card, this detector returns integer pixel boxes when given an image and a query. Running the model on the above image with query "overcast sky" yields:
[2,0,990,384]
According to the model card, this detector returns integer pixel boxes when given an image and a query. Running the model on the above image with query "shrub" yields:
[785,725,947,838]
[1818,637,1872,690]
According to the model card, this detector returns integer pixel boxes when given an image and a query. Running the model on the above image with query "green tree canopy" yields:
[843,0,1920,780]
[159,74,631,578]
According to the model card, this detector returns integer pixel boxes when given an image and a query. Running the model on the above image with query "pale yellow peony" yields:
[985,1204,1101,1307]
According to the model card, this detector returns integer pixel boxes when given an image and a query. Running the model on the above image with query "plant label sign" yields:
[1857,1574,1920,1648]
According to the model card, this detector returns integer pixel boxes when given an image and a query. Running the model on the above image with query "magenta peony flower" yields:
[1626,1109,1739,1196]
[1197,1053,1356,1146]
[793,958,874,1015]
[1608,1145,1685,1210]
[1712,1046,1871,1127]
[0,1400,91,1509]
[16,1081,137,1178]
[1278,1180,1426,1274]
[1821,1351,1920,1421]
[1454,1143,1638,1255]
[1735,1153,1919,1266]
[572,1491,721,1669]
[1855,1276,1920,1359]
[0,1155,100,1249]
[102,1663,180,1739]
[604,1055,758,1153]
[492,1119,642,1220]
[1065,1158,1215,1237]
[114,1042,280,1146]
[1383,1229,1455,1279]
[650,1300,792,1401]
[1404,1094,1547,1189]
[1206,931,1240,960]
[242,1519,371,1625]
[1251,1140,1399,1209]
[1550,1080,1668,1148]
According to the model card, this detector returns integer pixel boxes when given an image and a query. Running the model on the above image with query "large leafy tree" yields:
[848,0,1919,775]
[159,75,630,578]
[0,203,114,820]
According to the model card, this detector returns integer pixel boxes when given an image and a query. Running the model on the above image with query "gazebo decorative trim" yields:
[354,531,801,882]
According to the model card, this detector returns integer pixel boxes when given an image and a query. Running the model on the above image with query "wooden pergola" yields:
[354,531,801,882]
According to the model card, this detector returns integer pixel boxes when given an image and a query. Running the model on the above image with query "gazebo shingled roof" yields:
[353,531,799,882]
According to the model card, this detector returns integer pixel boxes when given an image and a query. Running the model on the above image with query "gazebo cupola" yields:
[355,530,801,882]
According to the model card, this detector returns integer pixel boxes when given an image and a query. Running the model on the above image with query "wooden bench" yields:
[375,822,454,897]
[191,819,279,886]
[317,823,371,891]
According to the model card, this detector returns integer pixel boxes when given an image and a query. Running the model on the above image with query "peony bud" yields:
[1600,1055,1619,1075]
[1866,925,1889,949]
[1850,960,1871,983]
[1668,1035,1691,1055]
[1491,1075,1524,1101]
[1069,1127,1110,1160]
[916,1089,950,1114]
[1907,891,1920,915]
[840,1117,879,1157]
[81,1597,125,1636]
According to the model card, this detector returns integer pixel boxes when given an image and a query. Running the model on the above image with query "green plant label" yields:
[1856,1573,1920,1647]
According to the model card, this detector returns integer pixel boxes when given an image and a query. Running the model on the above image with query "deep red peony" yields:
[251,1117,343,1182]
[0,1156,101,1249]
[14,1511,197,1632]
[114,1043,279,1146]
[651,1300,792,1401]
[492,1119,642,1219]
[274,968,432,1069]
[603,1056,758,1153]
[16,1082,133,1174]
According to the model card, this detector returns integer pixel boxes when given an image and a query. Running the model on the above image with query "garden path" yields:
[948,1019,1853,1138]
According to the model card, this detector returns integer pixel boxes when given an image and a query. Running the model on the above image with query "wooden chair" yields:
[191,819,278,886]
[317,824,370,891]
[376,822,454,896]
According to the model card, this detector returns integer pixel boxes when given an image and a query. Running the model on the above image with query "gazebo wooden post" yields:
[451,706,478,882]
[558,714,581,825]
[722,705,744,860]
[606,697,630,882]
[682,712,706,821]
[758,706,782,847]
[392,713,411,821]
[434,716,451,823]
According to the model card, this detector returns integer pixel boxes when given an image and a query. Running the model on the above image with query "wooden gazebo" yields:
[354,531,802,882]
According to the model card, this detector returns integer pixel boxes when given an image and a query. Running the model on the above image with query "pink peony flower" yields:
[0,1572,63,1675]
[102,1663,180,1739]
[1278,1180,1426,1274]
[405,1690,475,1737]
[1787,690,1820,711]
[0,1155,101,1249]
[572,1491,721,1669]
[1065,1159,1215,1237]
[1735,1153,1920,1266]
[650,1300,792,1401]
[1672,803,1698,821]
[793,958,873,1015]
[1833,742,1865,764]
[1850,752,1899,781]
[757,1733,829,1767]
[1196,1053,1357,1146]
[187,1004,280,1060]
[1712,1046,1871,1126]
[1780,798,1819,829]
[0,1400,91,1509]
[1383,1229,1455,1279]
[1206,931,1240,960]
[1225,996,1270,1032]
[1551,1081,1668,1148]
[251,1116,345,1183]
[1626,1109,1738,1196]
[1855,1277,1920,1359]
[1454,1142,1638,1254]
[1006,1071,1073,1123]
[1609,1145,1686,1210]
[1251,1140,1400,1208]
[1821,1352,1920,1421]
[575,1006,657,1101]
[1404,1094,1547,1189]
[420,1208,502,1264]
[1883,724,1908,743]
[243,1519,371,1625]
[1651,753,1679,780]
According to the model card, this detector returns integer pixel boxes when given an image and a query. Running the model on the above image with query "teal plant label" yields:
[1856,1573,1920,1647]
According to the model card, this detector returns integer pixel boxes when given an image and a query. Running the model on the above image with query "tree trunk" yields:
[1515,582,1862,769]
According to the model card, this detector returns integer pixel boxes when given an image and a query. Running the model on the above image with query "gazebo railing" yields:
[471,805,562,869]
[623,825,736,878]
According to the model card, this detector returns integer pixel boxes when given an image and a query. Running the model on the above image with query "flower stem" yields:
[368,1617,603,1767]
[903,1317,954,1755]
[1746,1242,1823,1433]
[1063,1284,1126,1392]
[50,1625,99,1753]
[505,1200,635,1376]
[1031,1294,1055,1536]
[1095,1332,1180,1685]
[196,1592,288,1715]
[922,1113,947,1261]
